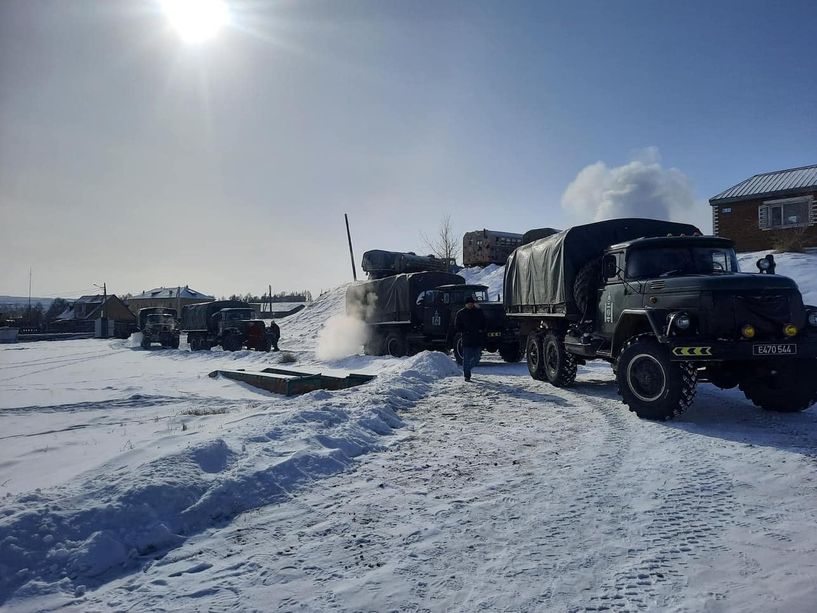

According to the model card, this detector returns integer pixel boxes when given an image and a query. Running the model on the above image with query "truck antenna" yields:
[345,213,358,281]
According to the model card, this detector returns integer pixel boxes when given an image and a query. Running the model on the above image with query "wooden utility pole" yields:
[345,213,357,281]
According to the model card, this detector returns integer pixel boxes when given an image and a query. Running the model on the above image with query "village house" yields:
[709,164,817,252]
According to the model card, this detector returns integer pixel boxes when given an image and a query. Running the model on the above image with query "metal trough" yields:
[208,367,375,396]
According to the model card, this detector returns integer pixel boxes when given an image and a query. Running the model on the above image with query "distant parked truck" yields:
[462,229,525,267]
[181,300,272,352]
[505,218,817,420]
[138,307,180,349]
[347,271,523,362]
[362,250,452,279]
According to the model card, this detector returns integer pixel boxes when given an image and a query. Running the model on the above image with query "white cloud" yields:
[561,148,708,230]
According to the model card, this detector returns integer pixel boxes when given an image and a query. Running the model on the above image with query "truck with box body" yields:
[504,218,817,420]
[181,300,271,352]
[347,271,523,362]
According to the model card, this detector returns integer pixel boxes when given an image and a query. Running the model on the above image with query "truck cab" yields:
[137,307,180,349]
[416,284,522,363]
[212,308,270,352]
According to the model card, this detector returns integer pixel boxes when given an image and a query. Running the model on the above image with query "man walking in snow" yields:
[454,295,485,382]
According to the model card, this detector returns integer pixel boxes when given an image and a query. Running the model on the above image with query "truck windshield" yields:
[147,315,174,325]
[224,310,254,322]
[626,247,739,280]
[449,289,489,303]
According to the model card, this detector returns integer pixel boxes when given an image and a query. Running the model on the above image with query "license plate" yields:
[753,343,797,356]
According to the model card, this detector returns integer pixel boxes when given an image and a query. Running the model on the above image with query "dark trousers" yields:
[462,346,482,379]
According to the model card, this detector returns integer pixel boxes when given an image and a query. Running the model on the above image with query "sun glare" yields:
[160,0,230,44]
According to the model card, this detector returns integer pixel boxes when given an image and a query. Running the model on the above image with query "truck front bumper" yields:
[666,336,817,361]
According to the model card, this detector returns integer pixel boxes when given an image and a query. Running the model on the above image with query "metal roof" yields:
[130,287,214,300]
[710,164,817,204]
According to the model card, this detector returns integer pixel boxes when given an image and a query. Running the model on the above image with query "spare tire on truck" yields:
[573,258,602,320]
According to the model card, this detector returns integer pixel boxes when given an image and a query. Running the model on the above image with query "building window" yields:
[758,197,814,230]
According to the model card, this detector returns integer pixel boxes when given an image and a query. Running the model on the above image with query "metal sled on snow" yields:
[208,367,375,396]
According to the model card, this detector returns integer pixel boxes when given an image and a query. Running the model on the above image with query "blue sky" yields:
[1,0,815,298]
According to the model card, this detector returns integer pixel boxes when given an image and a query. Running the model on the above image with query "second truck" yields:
[347,271,523,362]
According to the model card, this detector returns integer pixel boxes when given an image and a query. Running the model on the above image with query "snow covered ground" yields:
[1,252,816,612]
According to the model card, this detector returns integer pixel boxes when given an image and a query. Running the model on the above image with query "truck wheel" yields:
[453,333,465,364]
[223,333,243,352]
[542,332,577,387]
[499,341,523,363]
[739,360,817,412]
[616,336,697,420]
[140,336,151,349]
[170,337,180,350]
[384,332,408,358]
[526,333,546,380]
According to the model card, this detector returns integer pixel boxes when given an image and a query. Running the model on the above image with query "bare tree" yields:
[422,215,460,271]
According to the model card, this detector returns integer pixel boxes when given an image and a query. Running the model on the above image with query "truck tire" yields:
[384,332,408,358]
[453,333,465,365]
[170,336,180,349]
[140,336,151,349]
[542,332,577,387]
[574,258,602,319]
[499,341,523,363]
[526,333,546,380]
[616,336,697,420]
[223,333,243,352]
[739,360,817,412]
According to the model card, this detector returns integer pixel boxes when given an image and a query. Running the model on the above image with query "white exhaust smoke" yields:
[561,147,706,228]
[315,290,377,361]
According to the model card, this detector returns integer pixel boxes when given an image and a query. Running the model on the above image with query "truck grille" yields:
[707,292,805,340]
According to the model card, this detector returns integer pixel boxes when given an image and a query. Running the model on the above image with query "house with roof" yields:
[126,286,214,315]
[55,294,136,333]
[709,164,817,252]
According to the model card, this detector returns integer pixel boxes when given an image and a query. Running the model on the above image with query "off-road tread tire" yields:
[222,333,243,352]
[542,332,578,387]
[140,336,151,349]
[453,333,465,364]
[739,360,817,412]
[526,333,546,380]
[574,258,603,320]
[384,332,408,358]
[616,335,697,421]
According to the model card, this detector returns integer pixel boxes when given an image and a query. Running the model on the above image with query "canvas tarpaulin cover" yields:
[504,218,700,315]
[347,272,464,324]
[181,300,248,331]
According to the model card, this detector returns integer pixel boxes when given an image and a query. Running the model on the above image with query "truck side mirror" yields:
[756,254,776,274]
[603,256,618,279]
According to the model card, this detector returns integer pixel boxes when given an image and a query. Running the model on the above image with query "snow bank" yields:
[0,351,458,604]
[460,264,505,300]
[738,249,817,305]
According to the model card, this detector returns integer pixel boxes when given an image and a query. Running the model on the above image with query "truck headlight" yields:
[741,324,756,339]
[783,324,798,337]
[808,311,817,327]
[673,313,691,330]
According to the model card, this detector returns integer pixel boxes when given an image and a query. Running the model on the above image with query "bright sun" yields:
[160,0,230,44]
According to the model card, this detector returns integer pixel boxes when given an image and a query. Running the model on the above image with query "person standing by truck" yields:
[454,295,486,381]
[268,320,280,351]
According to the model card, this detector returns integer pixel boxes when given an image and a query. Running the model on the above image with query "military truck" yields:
[347,271,523,362]
[362,250,451,279]
[137,307,180,349]
[505,218,817,420]
[181,300,271,352]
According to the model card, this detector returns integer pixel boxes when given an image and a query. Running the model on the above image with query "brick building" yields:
[709,164,817,252]
[462,229,524,267]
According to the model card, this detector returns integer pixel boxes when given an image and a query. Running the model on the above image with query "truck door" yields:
[596,252,627,337]
[422,291,449,338]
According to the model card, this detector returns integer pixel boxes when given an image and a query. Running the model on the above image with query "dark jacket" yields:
[454,306,486,348]
[268,321,280,341]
